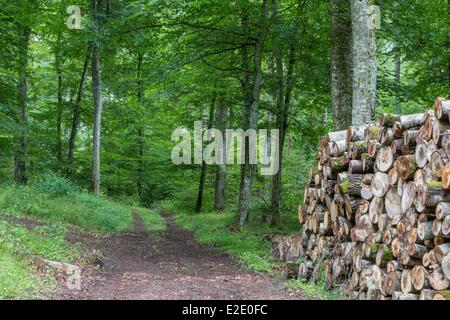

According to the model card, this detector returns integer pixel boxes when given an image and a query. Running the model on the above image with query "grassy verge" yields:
[0,181,135,299]
[0,220,82,299]
[0,184,133,232]
[134,207,166,232]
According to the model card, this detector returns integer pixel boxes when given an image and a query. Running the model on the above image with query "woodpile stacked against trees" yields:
[296,97,450,300]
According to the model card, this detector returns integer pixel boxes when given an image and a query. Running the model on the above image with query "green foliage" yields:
[0,248,43,299]
[134,207,166,232]
[31,173,77,197]
[0,219,82,299]
[0,184,132,232]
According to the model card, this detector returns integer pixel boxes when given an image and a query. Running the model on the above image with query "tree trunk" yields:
[67,45,92,167]
[214,95,227,211]
[91,0,103,196]
[195,93,216,213]
[136,53,145,202]
[14,24,31,185]
[350,0,376,125]
[270,0,298,227]
[237,0,269,226]
[331,0,352,130]
[55,36,63,163]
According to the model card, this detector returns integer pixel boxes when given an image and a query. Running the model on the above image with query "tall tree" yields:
[13,24,31,185]
[350,0,376,125]
[237,0,270,226]
[91,0,104,196]
[195,92,216,213]
[331,0,352,130]
[214,94,227,211]
[67,45,92,166]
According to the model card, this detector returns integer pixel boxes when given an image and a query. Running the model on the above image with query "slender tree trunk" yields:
[14,24,31,185]
[395,50,401,113]
[67,45,92,166]
[331,0,352,130]
[91,0,103,196]
[55,37,63,163]
[237,0,270,226]
[214,94,228,211]
[136,53,145,201]
[350,0,376,125]
[195,94,216,213]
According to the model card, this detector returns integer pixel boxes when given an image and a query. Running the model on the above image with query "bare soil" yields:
[57,211,302,300]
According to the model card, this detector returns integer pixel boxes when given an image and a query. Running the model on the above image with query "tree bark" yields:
[331,0,352,130]
[237,0,269,226]
[136,53,145,202]
[214,94,227,211]
[195,93,216,213]
[55,34,63,163]
[91,0,103,196]
[350,0,376,125]
[14,24,31,185]
[67,45,92,167]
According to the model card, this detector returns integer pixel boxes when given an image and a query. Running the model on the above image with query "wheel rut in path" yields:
[58,210,302,300]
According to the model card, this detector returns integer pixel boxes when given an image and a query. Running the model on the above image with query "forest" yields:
[0,0,448,300]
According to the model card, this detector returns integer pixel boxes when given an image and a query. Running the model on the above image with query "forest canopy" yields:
[0,0,448,227]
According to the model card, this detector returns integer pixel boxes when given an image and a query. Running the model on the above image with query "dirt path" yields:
[58,211,302,300]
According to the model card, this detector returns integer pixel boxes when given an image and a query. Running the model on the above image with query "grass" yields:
[0,182,136,299]
[0,220,82,299]
[134,207,166,232]
[0,184,133,232]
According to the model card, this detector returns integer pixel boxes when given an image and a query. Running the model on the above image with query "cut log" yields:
[380,113,401,127]
[411,266,429,291]
[378,214,390,232]
[418,221,435,241]
[387,260,400,273]
[434,243,450,263]
[435,97,450,120]
[331,140,346,157]
[415,141,428,168]
[414,168,433,189]
[401,269,418,294]
[430,150,448,178]
[397,155,418,181]
[384,271,401,296]
[326,130,347,143]
[419,289,435,300]
[368,140,381,158]
[391,139,404,156]
[376,146,394,173]
[371,172,389,198]
[402,182,417,214]
[442,164,450,189]
[433,291,450,300]
[347,174,363,197]
[369,197,384,224]
[408,243,428,259]
[429,266,450,291]
[375,245,393,267]
[385,188,402,219]
[349,160,363,174]
[441,254,450,281]
[443,215,450,236]
[392,291,419,300]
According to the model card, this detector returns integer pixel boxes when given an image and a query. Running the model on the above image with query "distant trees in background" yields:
[0,0,448,226]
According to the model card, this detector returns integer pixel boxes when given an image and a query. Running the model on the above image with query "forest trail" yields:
[58,210,302,300]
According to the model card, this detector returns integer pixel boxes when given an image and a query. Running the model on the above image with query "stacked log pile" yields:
[296,97,450,300]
